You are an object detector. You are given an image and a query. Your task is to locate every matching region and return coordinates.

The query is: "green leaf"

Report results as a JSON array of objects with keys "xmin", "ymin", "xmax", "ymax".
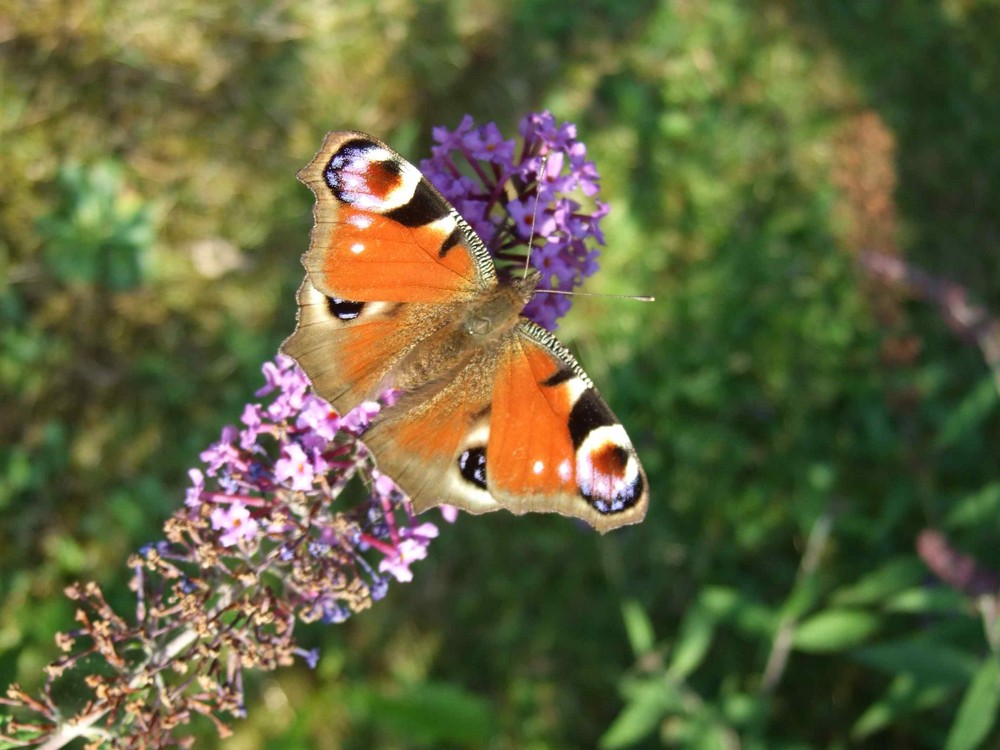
[
  {"xmin": 853, "ymin": 640, "xmax": 979, "ymax": 685},
  {"xmin": 852, "ymin": 673, "xmax": 954, "ymax": 739},
  {"xmin": 37, "ymin": 161, "xmax": 152, "ymax": 291},
  {"xmin": 886, "ymin": 586, "xmax": 970, "ymax": 614},
  {"xmin": 0, "ymin": 716, "xmax": 47, "ymax": 749},
  {"xmin": 352, "ymin": 682, "xmax": 496, "ymax": 745},
  {"xmin": 699, "ymin": 586, "xmax": 777, "ymax": 639},
  {"xmin": 945, "ymin": 657, "xmax": 1000, "ymax": 750},
  {"xmin": 936, "ymin": 375, "xmax": 999, "ymax": 450},
  {"xmin": 947, "ymin": 481, "xmax": 1000, "ymax": 529},
  {"xmin": 830, "ymin": 558, "xmax": 926, "ymax": 607},
  {"xmin": 601, "ymin": 678, "xmax": 679, "ymax": 749},
  {"xmin": 669, "ymin": 603, "xmax": 715, "ymax": 679},
  {"xmin": 793, "ymin": 609, "xmax": 881, "ymax": 652},
  {"xmin": 622, "ymin": 598, "xmax": 656, "ymax": 656},
  {"xmin": 720, "ymin": 691, "xmax": 765, "ymax": 729},
  {"xmin": 699, "ymin": 586, "xmax": 744, "ymax": 617},
  {"xmin": 666, "ymin": 711, "xmax": 733, "ymax": 750}
]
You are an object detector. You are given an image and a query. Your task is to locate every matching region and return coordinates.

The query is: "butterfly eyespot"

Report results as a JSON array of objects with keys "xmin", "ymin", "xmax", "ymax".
[
  {"xmin": 327, "ymin": 141, "xmax": 400, "ymax": 196},
  {"xmin": 576, "ymin": 426, "xmax": 644, "ymax": 515},
  {"xmin": 458, "ymin": 446, "xmax": 488, "ymax": 490},
  {"xmin": 326, "ymin": 297, "xmax": 365, "ymax": 321},
  {"xmin": 592, "ymin": 444, "xmax": 629, "ymax": 476}
]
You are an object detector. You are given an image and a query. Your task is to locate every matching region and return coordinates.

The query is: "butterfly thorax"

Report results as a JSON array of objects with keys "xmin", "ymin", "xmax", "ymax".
[
  {"xmin": 391, "ymin": 273, "xmax": 539, "ymax": 393},
  {"xmin": 463, "ymin": 271, "xmax": 539, "ymax": 339}
]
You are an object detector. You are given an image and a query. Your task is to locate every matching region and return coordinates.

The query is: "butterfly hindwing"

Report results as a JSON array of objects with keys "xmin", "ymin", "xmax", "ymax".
[
  {"xmin": 361, "ymin": 347, "xmax": 503, "ymax": 515},
  {"xmin": 283, "ymin": 278, "xmax": 458, "ymax": 412}
]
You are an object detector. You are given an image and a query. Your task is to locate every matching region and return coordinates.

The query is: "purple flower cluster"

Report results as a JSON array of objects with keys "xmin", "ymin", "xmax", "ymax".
[
  {"xmin": 1, "ymin": 357, "xmax": 454, "ymax": 747},
  {"xmin": 189, "ymin": 355, "xmax": 451, "ymax": 602},
  {"xmin": 419, "ymin": 111, "xmax": 609, "ymax": 330}
]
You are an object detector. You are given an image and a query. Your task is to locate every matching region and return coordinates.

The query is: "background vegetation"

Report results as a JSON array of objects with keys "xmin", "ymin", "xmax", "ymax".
[{"xmin": 3, "ymin": 0, "xmax": 1000, "ymax": 747}]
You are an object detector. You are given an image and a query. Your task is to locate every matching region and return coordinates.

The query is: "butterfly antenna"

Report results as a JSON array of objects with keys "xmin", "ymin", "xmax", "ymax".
[
  {"xmin": 525, "ymin": 152, "xmax": 655, "ymax": 302},
  {"xmin": 522, "ymin": 153, "xmax": 550, "ymax": 280},
  {"xmin": 536, "ymin": 288, "xmax": 656, "ymax": 302}
]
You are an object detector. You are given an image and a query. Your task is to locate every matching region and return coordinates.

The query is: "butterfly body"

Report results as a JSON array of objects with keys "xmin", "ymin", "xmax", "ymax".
[
  {"xmin": 394, "ymin": 271, "xmax": 537, "ymax": 388},
  {"xmin": 283, "ymin": 131, "xmax": 648, "ymax": 532}
]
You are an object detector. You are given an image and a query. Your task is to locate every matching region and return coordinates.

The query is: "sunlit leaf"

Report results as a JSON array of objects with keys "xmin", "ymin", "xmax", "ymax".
[
  {"xmin": 945, "ymin": 657, "xmax": 1000, "ymax": 750},
  {"xmin": 830, "ymin": 558, "xmax": 926, "ymax": 607},
  {"xmin": 793, "ymin": 609, "xmax": 881, "ymax": 652},
  {"xmin": 946, "ymin": 482, "xmax": 1000, "ymax": 529},
  {"xmin": 669, "ymin": 602, "xmax": 715, "ymax": 679},
  {"xmin": 622, "ymin": 598, "xmax": 657, "ymax": 656},
  {"xmin": 886, "ymin": 586, "xmax": 970, "ymax": 615},
  {"xmin": 601, "ymin": 678, "xmax": 681, "ymax": 749}
]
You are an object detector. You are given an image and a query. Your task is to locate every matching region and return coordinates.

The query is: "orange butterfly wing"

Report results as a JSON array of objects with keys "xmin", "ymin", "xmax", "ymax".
[
  {"xmin": 361, "ymin": 347, "xmax": 501, "ymax": 516},
  {"xmin": 485, "ymin": 322, "xmax": 648, "ymax": 532},
  {"xmin": 297, "ymin": 131, "xmax": 496, "ymax": 304}
]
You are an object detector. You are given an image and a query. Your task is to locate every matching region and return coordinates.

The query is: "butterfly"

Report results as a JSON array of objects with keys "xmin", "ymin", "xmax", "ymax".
[{"xmin": 282, "ymin": 131, "xmax": 647, "ymax": 533}]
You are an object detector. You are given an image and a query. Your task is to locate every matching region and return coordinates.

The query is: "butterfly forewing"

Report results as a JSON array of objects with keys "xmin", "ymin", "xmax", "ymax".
[
  {"xmin": 297, "ymin": 131, "xmax": 496, "ymax": 304},
  {"xmin": 485, "ymin": 323, "xmax": 648, "ymax": 532}
]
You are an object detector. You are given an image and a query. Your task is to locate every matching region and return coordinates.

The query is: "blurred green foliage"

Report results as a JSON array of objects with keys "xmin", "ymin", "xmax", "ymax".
[
  {"xmin": 2, "ymin": 0, "xmax": 1000, "ymax": 747},
  {"xmin": 36, "ymin": 162, "xmax": 152, "ymax": 290}
]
